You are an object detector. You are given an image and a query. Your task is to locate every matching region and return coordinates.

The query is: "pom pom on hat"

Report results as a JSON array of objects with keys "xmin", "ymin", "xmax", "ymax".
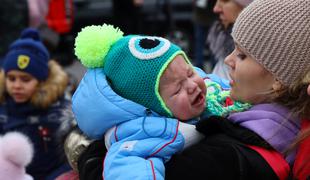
[
  {"xmin": 74, "ymin": 24, "xmax": 124, "ymax": 68},
  {"xmin": 0, "ymin": 132, "xmax": 34, "ymax": 180},
  {"xmin": 3, "ymin": 28, "xmax": 50, "ymax": 81},
  {"xmin": 20, "ymin": 28, "xmax": 41, "ymax": 41}
]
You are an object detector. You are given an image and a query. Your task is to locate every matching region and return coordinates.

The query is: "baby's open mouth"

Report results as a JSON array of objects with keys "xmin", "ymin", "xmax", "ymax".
[{"xmin": 192, "ymin": 92, "xmax": 205, "ymax": 106}]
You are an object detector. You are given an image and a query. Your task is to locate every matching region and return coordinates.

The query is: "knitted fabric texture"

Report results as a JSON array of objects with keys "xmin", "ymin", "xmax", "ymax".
[
  {"xmin": 232, "ymin": 0, "xmax": 310, "ymax": 86},
  {"xmin": 234, "ymin": 0, "xmax": 253, "ymax": 7},
  {"xmin": 204, "ymin": 79, "xmax": 251, "ymax": 117},
  {"xmin": 75, "ymin": 25, "xmax": 190, "ymax": 117},
  {"xmin": 3, "ymin": 28, "xmax": 50, "ymax": 81}
]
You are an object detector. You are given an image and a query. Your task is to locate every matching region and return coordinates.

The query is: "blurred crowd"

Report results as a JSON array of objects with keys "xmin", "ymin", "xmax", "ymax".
[{"xmin": 0, "ymin": 0, "xmax": 309, "ymax": 180}]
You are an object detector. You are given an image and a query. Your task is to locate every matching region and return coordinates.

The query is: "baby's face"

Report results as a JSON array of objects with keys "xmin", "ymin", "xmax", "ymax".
[{"xmin": 159, "ymin": 55, "xmax": 206, "ymax": 121}]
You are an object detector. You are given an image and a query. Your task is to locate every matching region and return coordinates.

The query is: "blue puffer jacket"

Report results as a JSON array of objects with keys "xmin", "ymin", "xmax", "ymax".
[{"xmin": 72, "ymin": 68, "xmax": 229, "ymax": 180}]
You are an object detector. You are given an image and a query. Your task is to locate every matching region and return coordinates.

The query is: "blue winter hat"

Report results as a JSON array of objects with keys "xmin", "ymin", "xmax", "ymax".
[{"xmin": 3, "ymin": 28, "xmax": 50, "ymax": 81}]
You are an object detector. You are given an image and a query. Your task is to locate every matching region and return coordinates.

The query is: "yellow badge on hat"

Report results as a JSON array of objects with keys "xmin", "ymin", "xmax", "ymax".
[{"xmin": 17, "ymin": 55, "xmax": 30, "ymax": 69}]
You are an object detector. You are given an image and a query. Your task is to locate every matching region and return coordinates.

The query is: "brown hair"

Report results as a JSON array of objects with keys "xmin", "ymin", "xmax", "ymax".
[
  {"xmin": 276, "ymin": 70, "xmax": 310, "ymax": 162},
  {"xmin": 275, "ymin": 70, "xmax": 310, "ymax": 119}
]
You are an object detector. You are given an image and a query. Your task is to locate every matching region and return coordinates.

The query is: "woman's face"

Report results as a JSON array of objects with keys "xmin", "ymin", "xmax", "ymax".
[
  {"xmin": 224, "ymin": 46, "xmax": 278, "ymax": 104},
  {"xmin": 213, "ymin": 0, "xmax": 243, "ymax": 28},
  {"xmin": 6, "ymin": 70, "xmax": 39, "ymax": 103}
]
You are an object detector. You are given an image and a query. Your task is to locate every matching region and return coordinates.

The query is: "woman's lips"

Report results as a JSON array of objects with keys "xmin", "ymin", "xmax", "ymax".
[
  {"xmin": 229, "ymin": 79, "xmax": 234, "ymax": 86},
  {"xmin": 229, "ymin": 73, "xmax": 235, "ymax": 86}
]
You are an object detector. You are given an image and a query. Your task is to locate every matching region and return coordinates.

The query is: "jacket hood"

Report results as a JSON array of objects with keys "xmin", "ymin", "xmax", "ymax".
[{"xmin": 72, "ymin": 68, "xmax": 149, "ymax": 139}]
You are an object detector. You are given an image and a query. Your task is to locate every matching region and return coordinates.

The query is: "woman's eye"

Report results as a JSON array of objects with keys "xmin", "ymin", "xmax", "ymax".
[{"xmin": 237, "ymin": 53, "xmax": 247, "ymax": 60}]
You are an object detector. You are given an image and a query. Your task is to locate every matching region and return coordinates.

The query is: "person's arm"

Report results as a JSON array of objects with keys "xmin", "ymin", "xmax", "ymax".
[
  {"xmin": 104, "ymin": 123, "xmax": 202, "ymax": 179},
  {"xmin": 103, "ymin": 117, "xmax": 184, "ymax": 180},
  {"xmin": 104, "ymin": 139, "xmax": 166, "ymax": 180},
  {"xmin": 77, "ymin": 126, "xmax": 168, "ymax": 180}
]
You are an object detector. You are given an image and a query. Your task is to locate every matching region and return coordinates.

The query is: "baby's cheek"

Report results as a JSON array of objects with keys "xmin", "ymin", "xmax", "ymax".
[{"xmin": 172, "ymin": 103, "xmax": 189, "ymax": 120}]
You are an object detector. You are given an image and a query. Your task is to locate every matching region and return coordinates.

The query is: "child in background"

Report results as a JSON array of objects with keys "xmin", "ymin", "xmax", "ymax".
[
  {"xmin": 0, "ymin": 28, "xmax": 75, "ymax": 180},
  {"xmin": 72, "ymin": 24, "xmax": 250, "ymax": 179}
]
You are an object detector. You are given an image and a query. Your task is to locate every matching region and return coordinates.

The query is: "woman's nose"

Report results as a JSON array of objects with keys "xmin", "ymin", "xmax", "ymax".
[
  {"xmin": 224, "ymin": 53, "xmax": 235, "ymax": 69},
  {"xmin": 213, "ymin": 1, "xmax": 222, "ymax": 14}
]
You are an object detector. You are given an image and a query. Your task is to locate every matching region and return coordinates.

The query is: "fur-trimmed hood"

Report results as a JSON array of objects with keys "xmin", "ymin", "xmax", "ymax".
[{"xmin": 0, "ymin": 60, "xmax": 68, "ymax": 109}]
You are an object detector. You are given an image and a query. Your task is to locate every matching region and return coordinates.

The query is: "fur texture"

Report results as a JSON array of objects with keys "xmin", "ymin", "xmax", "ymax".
[
  {"xmin": 0, "ymin": 132, "xmax": 34, "ymax": 180},
  {"xmin": 1, "ymin": 132, "xmax": 33, "ymax": 167}
]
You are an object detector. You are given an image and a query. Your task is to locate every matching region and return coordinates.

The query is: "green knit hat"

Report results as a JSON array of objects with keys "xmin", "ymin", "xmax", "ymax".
[{"xmin": 74, "ymin": 24, "xmax": 191, "ymax": 117}]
